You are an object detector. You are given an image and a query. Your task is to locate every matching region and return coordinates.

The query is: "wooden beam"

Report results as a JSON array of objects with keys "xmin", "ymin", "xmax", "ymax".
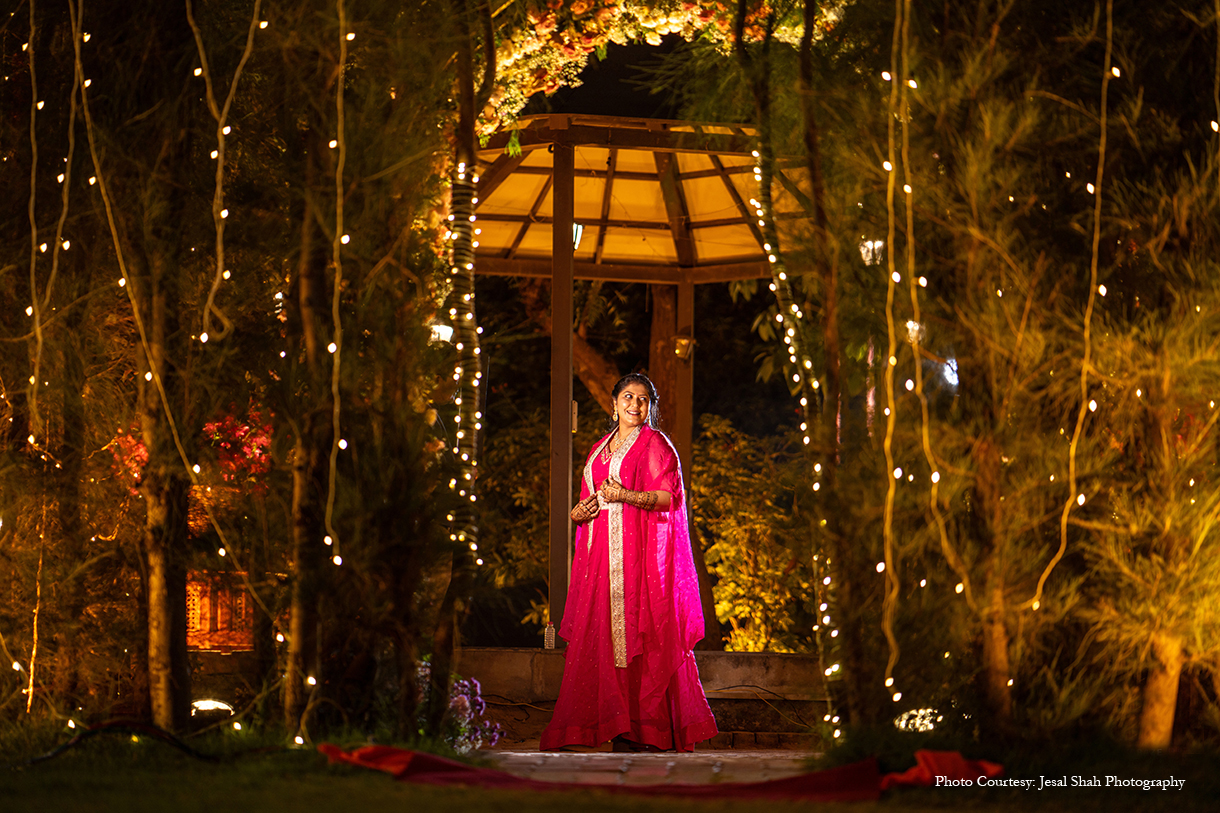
[
  {"xmin": 506, "ymin": 174, "xmax": 552, "ymax": 260},
  {"xmin": 476, "ymin": 152, "xmax": 526, "ymax": 202},
  {"xmin": 549, "ymin": 141, "xmax": 575, "ymax": 636},
  {"xmin": 475, "ymin": 256, "xmax": 770, "ymax": 283},
  {"xmin": 655, "ymin": 152, "xmax": 696, "ymax": 267},
  {"xmin": 687, "ymin": 262, "xmax": 772, "ymax": 284},
  {"xmin": 594, "ymin": 149, "xmax": 616, "ymax": 265},
  {"xmin": 480, "ymin": 212, "xmax": 672, "ymax": 232},
  {"xmin": 710, "ymin": 153, "xmax": 767, "ymax": 250},
  {"xmin": 505, "ymin": 164, "xmax": 759, "ymax": 183},
  {"xmin": 477, "ymin": 212, "xmax": 797, "ymax": 232},
  {"xmin": 483, "ymin": 123, "xmax": 756, "ymax": 156}
]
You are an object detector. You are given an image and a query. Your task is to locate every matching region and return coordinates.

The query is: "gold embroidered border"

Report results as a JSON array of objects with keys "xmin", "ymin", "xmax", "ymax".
[
  {"xmin": 582, "ymin": 433, "xmax": 612, "ymax": 552},
  {"xmin": 607, "ymin": 426, "xmax": 642, "ymax": 668}
]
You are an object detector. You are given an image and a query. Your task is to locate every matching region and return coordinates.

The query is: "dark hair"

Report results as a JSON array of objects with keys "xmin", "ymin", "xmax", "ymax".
[{"xmin": 610, "ymin": 373, "xmax": 659, "ymax": 429}]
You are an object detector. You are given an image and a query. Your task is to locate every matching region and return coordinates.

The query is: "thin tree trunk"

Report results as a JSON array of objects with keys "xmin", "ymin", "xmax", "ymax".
[
  {"xmin": 980, "ymin": 574, "xmax": 1013, "ymax": 728},
  {"xmin": 974, "ymin": 438, "xmax": 1012, "ymax": 729},
  {"xmin": 143, "ymin": 475, "xmax": 190, "ymax": 731},
  {"xmin": 830, "ymin": 533, "xmax": 869, "ymax": 724},
  {"xmin": 425, "ymin": 560, "xmax": 467, "ymax": 735},
  {"xmin": 285, "ymin": 143, "xmax": 331, "ymax": 731},
  {"xmin": 1138, "ymin": 634, "xmax": 1183, "ymax": 749},
  {"xmin": 137, "ymin": 244, "xmax": 191, "ymax": 732},
  {"xmin": 285, "ymin": 427, "xmax": 327, "ymax": 730}
]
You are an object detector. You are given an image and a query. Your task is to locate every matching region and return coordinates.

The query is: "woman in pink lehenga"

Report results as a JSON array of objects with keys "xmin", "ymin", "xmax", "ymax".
[{"xmin": 540, "ymin": 374, "xmax": 718, "ymax": 752}]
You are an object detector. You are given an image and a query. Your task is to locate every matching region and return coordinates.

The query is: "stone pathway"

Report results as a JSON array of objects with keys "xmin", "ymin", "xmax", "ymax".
[{"xmin": 483, "ymin": 748, "xmax": 816, "ymax": 787}]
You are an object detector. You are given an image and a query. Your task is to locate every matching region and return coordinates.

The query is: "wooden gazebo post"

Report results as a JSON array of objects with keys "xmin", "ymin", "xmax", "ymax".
[{"xmin": 548, "ymin": 135, "xmax": 575, "ymax": 634}]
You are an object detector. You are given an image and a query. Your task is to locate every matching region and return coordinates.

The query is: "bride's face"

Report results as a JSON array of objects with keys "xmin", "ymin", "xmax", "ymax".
[{"xmin": 613, "ymin": 383, "xmax": 651, "ymax": 429}]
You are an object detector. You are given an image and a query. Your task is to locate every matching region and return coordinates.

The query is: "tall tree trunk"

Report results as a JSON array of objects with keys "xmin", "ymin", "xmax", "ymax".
[
  {"xmin": 138, "ymin": 254, "xmax": 191, "ymax": 733},
  {"xmin": 285, "ymin": 141, "xmax": 331, "ymax": 732},
  {"xmin": 143, "ymin": 474, "xmax": 190, "ymax": 731},
  {"xmin": 425, "ymin": 560, "xmax": 469, "ymax": 735},
  {"xmin": 980, "ymin": 571, "xmax": 1013, "ymax": 728},
  {"xmin": 1138, "ymin": 634, "xmax": 1183, "ymax": 749},
  {"xmin": 974, "ymin": 438, "xmax": 1012, "ymax": 728},
  {"xmin": 829, "ymin": 532, "xmax": 871, "ymax": 724}
]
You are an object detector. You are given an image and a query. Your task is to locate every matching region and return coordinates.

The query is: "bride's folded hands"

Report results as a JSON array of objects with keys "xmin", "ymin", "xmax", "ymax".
[{"xmin": 599, "ymin": 477, "xmax": 671, "ymax": 511}]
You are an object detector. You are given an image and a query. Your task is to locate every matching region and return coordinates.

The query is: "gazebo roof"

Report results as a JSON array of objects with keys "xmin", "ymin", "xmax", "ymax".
[{"xmin": 473, "ymin": 114, "xmax": 806, "ymax": 285}]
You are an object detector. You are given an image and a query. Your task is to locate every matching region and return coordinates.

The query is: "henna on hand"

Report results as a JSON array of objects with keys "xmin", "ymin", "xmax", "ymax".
[
  {"xmin": 600, "ymin": 477, "xmax": 661, "ymax": 510},
  {"xmin": 623, "ymin": 489, "xmax": 659, "ymax": 510},
  {"xmin": 570, "ymin": 494, "xmax": 601, "ymax": 524},
  {"xmin": 600, "ymin": 477, "xmax": 627, "ymax": 503}
]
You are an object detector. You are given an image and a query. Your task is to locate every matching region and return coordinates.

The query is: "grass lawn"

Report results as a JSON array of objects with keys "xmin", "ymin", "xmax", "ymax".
[{"xmin": 3, "ymin": 733, "xmax": 1220, "ymax": 813}]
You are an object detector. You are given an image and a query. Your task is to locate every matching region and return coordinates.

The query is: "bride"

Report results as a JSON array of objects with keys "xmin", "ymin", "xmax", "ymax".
[{"xmin": 540, "ymin": 373, "xmax": 718, "ymax": 752}]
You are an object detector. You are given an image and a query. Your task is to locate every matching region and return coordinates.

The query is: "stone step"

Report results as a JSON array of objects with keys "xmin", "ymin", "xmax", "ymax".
[{"xmin": 455, "ymin": 647, "xmax": 828, "ymax": 750}]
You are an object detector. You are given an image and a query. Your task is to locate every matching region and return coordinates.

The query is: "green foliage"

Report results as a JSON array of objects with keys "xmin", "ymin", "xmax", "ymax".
[{"xmin": 692, "ymin": 416, "xmax": 814, "ymax": 652}]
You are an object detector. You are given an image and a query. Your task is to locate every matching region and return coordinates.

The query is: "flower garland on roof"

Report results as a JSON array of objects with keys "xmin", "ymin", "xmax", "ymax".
[{"xmin": 481, "ymin": 0, "xmax": 844, "ymax": 134}]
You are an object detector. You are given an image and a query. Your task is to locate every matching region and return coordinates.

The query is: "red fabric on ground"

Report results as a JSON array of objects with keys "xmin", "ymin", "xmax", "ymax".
[
  {"xmin": 318, "ymin": 743, "xmax": 883, "ymax": 801},
  {"xmin": 880, "ymin": 749, "xmax": 1004, "ymax": 790}
]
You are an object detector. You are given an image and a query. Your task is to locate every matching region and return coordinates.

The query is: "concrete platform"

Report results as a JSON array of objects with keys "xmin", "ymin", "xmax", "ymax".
[{"xmin": 483, "ymin": 748, "xmax": 817, "ymax": 786}]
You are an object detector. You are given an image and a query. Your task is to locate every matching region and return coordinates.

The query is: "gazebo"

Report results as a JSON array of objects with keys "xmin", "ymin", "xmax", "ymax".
[{"xmin": 473, "ymin": 114, "xmax": 806, "ymax": 631}]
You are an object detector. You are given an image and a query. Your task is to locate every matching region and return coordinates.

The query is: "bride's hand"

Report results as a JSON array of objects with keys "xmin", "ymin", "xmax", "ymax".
[
  {"xmin": 600, "ymin": 477, "xmax": 627, "ymax": 503},
  {"xmin": 570, "ymin": 494, "xmax": 600, "ymax": 524}
]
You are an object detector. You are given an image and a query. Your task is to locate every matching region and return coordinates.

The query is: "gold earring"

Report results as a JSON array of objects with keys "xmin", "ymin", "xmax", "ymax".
[{"xmin": 613, "ymin": 412, "xmax": 618, "ymax": 421}]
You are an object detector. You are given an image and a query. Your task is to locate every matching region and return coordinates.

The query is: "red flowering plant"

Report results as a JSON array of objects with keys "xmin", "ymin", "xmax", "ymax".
[
  {"xmin": 109, "ymin": 429, "xmax": 150, "ymax": 495},
  {"xmin": 203, "ymin": 408, "xmax": 273, "ymax": 493},
  {"xmin": 107, "ymin": 407, "xmax": 272, "ymax": 498}
]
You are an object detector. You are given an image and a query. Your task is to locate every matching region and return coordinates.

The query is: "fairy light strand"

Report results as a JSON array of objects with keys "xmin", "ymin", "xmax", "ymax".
[
  {"xmin": 878, "ymin": 0, "xmax": 904, "ymax": 693},
  {"xmin": 1031, "ymin": 0, "xmax": 1113, "ymax": 611},
  {"xmin": 26, "ymin": 0, "xmax": 43, "ymax": 440},
  {"xmin": 448, "ymin": 163, "xmax": 483, "ymax": 545},
  {"xmin": 187, "ymin": 0, "xmax": 262, "ymax": 342},
  {"xmin": 324, "ymin": 0, "xmax": 348, "ymax": 565},
  {"xmin": 1214, "ymin": 0, "xmax": 1220, "ymax": 193}
]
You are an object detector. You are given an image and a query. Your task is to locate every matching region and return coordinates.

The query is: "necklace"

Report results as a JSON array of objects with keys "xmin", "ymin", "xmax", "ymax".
[{"xmin": 599, "ymin": 433, "xmax": 625, "ymax": 464}]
